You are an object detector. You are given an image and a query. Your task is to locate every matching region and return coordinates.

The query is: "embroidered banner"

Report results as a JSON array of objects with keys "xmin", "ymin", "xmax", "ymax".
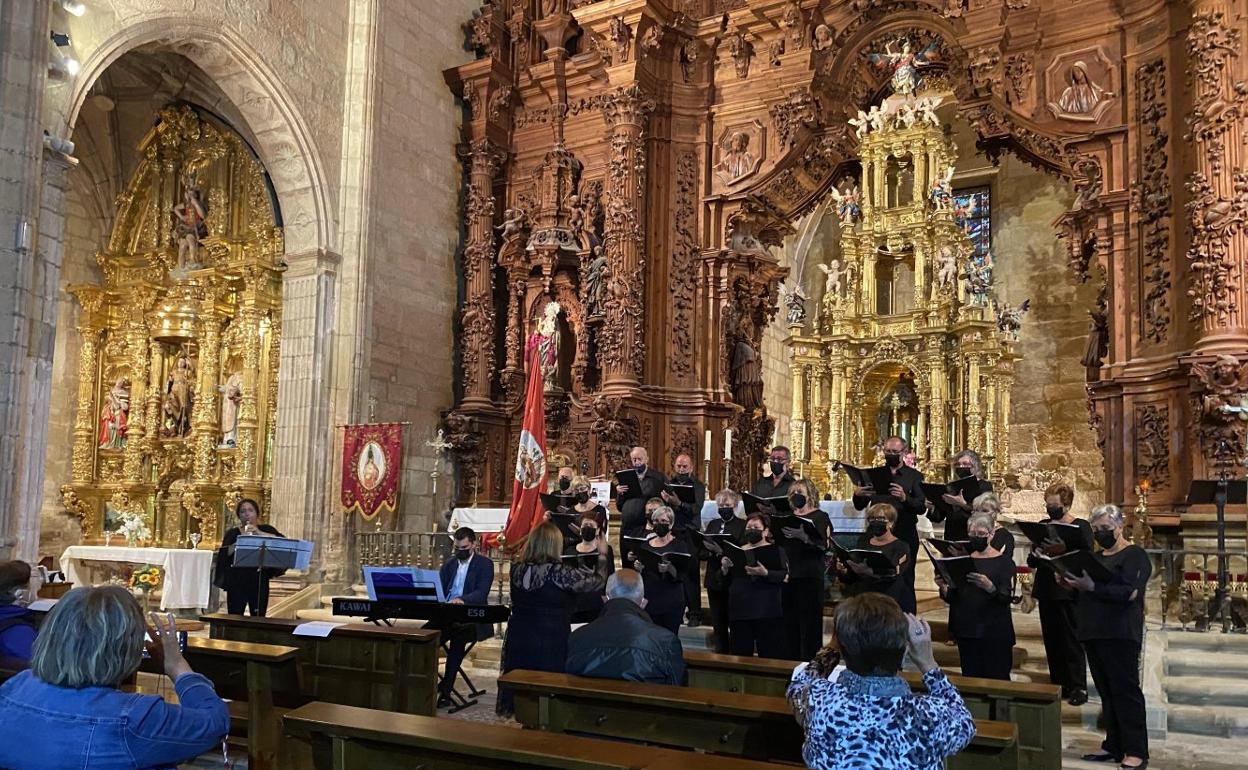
[{"xmin": 341, "ymin": 422, "xmax": 403, "ymax": 520}]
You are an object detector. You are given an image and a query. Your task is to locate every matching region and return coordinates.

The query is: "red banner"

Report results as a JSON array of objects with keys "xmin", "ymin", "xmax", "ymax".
[
  {"xmin": 491, "ymin": 348, "xmax": 547, "ymax": 549},
  {"xmin": 341, "ymin": 422, "xmax": 403, "ymax": 520}
]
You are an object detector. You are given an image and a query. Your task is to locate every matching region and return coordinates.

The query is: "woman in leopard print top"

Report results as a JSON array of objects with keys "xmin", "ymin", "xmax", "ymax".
[{"xmin": 786, "ymin": 594, "xmax": 975, "ymax": 770}]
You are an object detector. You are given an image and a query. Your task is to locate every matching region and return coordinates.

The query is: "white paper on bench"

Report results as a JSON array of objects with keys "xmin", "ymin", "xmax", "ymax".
[{"xmin": 292, "ymin": 620, "xmax": 346, "ymax": 637}]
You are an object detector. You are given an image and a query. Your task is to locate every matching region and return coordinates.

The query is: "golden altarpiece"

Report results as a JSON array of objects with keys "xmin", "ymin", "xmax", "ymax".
[
  {"xmin": 61, "ymin": 105, "xmax": 283, "ymax": 547},
  {"xmin": 786, "ymin": 92, "xmax": 1016, "ymax": 494}
]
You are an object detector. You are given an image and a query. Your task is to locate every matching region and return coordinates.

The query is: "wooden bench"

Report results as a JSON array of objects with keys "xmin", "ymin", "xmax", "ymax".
[
  {"xmin": 283, "ymin": 700, "xmax": 794, "ymax": 770},
  {"xmin": 203, "ymin": 613, "xmax": 440, "ymax": 717},
  {"xmin": 684, "ymin": 650, "xmax": 1059, "ymax": 770},
  {"xmin": 500, "ymin": 669, "xmax": 1019, "ymax": 770}
]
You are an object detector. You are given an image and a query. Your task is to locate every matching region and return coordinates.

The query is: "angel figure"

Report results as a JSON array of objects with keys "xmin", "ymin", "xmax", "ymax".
[
  {"xmin": 916, "ymin": 95, "xmax": 942, "ymax": 126},
  {"xmin": 896, "ymin": 102, "xmax": 918, "ymax": 129},
  {"xmin": 781, "ymin": 283, "xmax": 808, "ymax": 327},
  {"xmin": 929, "ymin": 166, "xmax": 954, "ymax": 211},
  {"xmin": 818, "ymin": 260, "xmax": 843, "ymax": 298},
  {"xmin": 828, "ymin": 179, "xmax": 862, "ymax": 225},
  {"xmin": 935, "ymin": 244, "xmax": 960, "ymax": 288},
  {"xmin": 848, "ymin": 109, "xmax": 870, "ymax": 139},
  {"xmin": 866, "ymin": 104, "xmax": 887, "ymax": 133},
  {"xmin": 868, "ymin": 38, "xmax": 941, "ymax": 97},
  {"xmin": 497, "ymin": 208, "xmax": 528, "ymax": 241},
  {"xmin": 1191, "ymin": 354, "xmax": 1248, "ymax": 420},
  {"xmin": 962, "ymin": 252, "xmax": 994, "ymax": 306},
  {"xmin": 995, "ymin": 299, "xmax": 1032, "ymax": 341}
]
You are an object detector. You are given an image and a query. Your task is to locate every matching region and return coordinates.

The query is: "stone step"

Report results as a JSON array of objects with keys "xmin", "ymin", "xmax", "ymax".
[
  {"xmin": 1164, "ymin": 631, "xmax": 1248, "ymax": 653},
  {"xmin": 1165, "ymin": 676, "xmax": 1248, "ymax": 708},
  {"xmin": 1167, "ymin": 649, "xmax": 1248, "ymax": 678},
  {"xmin": 1167, "ymin": 703, "xmax": 1248, "ymax": 738}
]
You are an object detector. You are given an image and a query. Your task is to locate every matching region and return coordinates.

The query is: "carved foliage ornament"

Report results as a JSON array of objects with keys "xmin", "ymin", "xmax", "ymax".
[
  {"xmin": 1135, "ymin": 58, "xmax": 1171, "ymax": 344},
  {"xmin": 1185, "ymin": 170, "xmax": 1248, "ymax": 324},
  {"xmin": 1133, "ymin": 404, "xmax": 1171, "ymax": 490},
  {"xmin": 669, "ymin": 151, "xmax": 699, "ymax": 382},
  {"xmin": 1184, "ymin": 10, "xmax": 1243, "ymax": 172},
  {"xmin": 770, "ymin": 88, "xmax": 821, "ymax": 149}
]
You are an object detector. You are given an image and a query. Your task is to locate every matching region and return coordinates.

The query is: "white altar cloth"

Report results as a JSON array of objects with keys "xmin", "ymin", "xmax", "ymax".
[
  {"xmin": 448, "ymin": 507, "xmax": 510, "ymax": 534},
  {"xmin": 60, "ymin": 545, "xmax": 214, "ymax": 610}
]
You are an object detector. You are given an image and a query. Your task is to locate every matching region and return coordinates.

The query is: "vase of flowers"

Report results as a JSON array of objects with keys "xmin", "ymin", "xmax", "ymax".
[
  {"xmin": 129, "ymin": 564, "xmax": 163, "ymax": 613},
  {"xmin": 116, "ymin": 511, "xmax": 151, "ymax": 548}
]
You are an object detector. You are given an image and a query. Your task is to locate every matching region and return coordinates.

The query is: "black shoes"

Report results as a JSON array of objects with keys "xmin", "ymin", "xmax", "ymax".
[
  {"xmin": 436, "ymin": 693, "xmax": 452, "ymax": 709},
  {"xmin": 1119, "ymin": 762, "xmax": 1147, "ymax": 770},
  {"xmin": 1080, "ymin": 752, "xmax": 1120, "ymax": 763},
  {"xmin": 1067, "ymin": 688, "xmax": 1088, "ymax": 706}
]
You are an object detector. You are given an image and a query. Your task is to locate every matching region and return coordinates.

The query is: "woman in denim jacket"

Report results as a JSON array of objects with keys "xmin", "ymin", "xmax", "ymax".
[{"xmin": 0, "ymin": 586, "xmax": 229, "ymax": 770}]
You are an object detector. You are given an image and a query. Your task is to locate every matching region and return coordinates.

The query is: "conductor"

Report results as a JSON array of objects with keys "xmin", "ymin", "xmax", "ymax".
[{"xmin": 215, "ymin": 498, "xmax": 284, "ymax": 616}]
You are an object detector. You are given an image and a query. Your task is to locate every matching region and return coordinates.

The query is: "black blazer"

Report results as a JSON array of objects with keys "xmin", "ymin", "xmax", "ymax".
[
  {"xmin": 852, "ymin": 465, "xmax": 926, "ymax": 550},
  {"xmin": 214, "ymin": 524, "xmax": 285, "ymax": 591}
]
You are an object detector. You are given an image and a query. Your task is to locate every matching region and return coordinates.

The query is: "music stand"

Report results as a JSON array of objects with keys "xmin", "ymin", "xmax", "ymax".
[
  {"xmin": 1187, "ymin": 479, "xmax": 1248, "ymax": 631},
  {"xmin": 232, "ymin": 536, "xmax": 313, "ymax": 616}
]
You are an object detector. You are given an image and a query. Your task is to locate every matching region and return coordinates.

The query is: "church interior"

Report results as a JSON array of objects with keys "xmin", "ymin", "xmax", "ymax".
[{"xmin": 3, "ymin": 0, "xmax": 1248, "ymax": 768}]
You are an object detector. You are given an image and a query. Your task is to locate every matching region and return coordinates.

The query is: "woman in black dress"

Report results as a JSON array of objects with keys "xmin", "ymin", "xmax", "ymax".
[
  {"xmin": 836, "ymin": 502, "xmax": 915, "ymax": 613},
  {"xmin": 498, "ymin": 522, "xmax": 609, "ymax": 717},
  {"xmin": 215, "ymin": 498, "xmax": 284, "ymax": 616},
  {"xmin": 1062, "ymin": 504, "xmax": 1151, "ymax": 769},
  {"xmin": 564, "ymin": 511, "xmax": 616, "ymax": 623},
  {"xmin": 701, "ymin": 489, "xmax": 746, "ymax": 653},
  {"xmin": 972, "ymin": 493, "xmax": 1016, "ymax": 556},
  {"xmin": 626, "ymin": 506, "xmax": 687, "ymax": 634},
  {"xmin": 719, "ymin": 513, "xmax": 788, "ymax": 658},
  {"xmin": 569, "ymin": 475, "xmax": 609, "ymax": 535},
  {"xmin": 927, "ymin": 449, "xmax": 994, "ymax": 541},
  {"xmin": 778, "ymin": 478, "xmax": 831, "ymax": 661},
  {"xmin": 936, "ymin": 512, "xmax": 1016, "ymax": 681}
]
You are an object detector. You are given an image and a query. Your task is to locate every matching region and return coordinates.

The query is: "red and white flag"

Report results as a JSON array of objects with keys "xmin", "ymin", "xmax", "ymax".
[{"xmin": 493, "ymin": 347, "xmax": 548, "ymax": 549}]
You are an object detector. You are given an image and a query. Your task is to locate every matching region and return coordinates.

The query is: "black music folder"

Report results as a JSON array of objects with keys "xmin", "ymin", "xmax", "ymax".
[
  {"xmin": 546, "ymin": 511, "xmax": 582, "ymax": 541},
  {"xmin": 742, "ymin": 492, "xmax": 792, "ymax": 515},
  {"xmin": 926, "ymin": 538, "xmax": 970, "ymax": 558},
  {"xmin": 770, "ymin": 513, "xmax": 824, "ymax": 545},
  {"xmin": 613, "ymin": 468, "xmax": 641, "ymax": 498},
  {"xmin": 721, "ymin": 541, "xmax": 785, "ymax": 578},
  {"xmin": 540, "ymin": 493, "xmax": 579, "ymax": 513},
  {"xmin": 1035, "ymin": 549, "xmax": 1115, "ymax": 583},
  {"xmin": 663, "ymin": 483, "xmax": 697, "ymax": 505},
  {"xmin": 1018, "ymin": 520, "xmax": 1087, "ymax": 553},
  {"xmin": 562, "ymin": 551, "xmax": 600, "ymax": 569},
  {"xmin": 830, "ymin": 539, "xmax": 896, "ymax": 576},
  {"xmin": 634, "ymin": 546, "xmax": 693, "ymax": 575}
]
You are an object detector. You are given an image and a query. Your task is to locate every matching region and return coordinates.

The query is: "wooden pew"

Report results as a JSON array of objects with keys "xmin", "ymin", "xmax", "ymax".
[
  {"xmin": 283, "ymin": 700, "xmax": 794, "ymax": 770},
  {"xmin": 202, "ymin": 613, "xmax": 439, "ymax": 716},
  {"xmin": 684, "ymin": 650, "xmax": 1059, "ymax": 770},
  {"xmin": 501, "ymin": 670, "xmax": 1019, "ymax": 770}
]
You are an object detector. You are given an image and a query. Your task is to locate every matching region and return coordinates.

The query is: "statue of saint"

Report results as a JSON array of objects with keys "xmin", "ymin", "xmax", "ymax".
[
  {"xmin": 715, "ymin": 131, "xmax": 756, "ymax": 185},
  {"xmin": 868, "ymin": 38, "xmax": 939, "ymax": 97},
  {"xmin": 164, "ymin": 352, "xmax": 195, "ymax": 437},
  {"xmin": 730, "ymin": 317, "xmax": 763, "ymax": 409},
  {"xmin": 526, "ymin": 301, "xmax": 562, "ymax": 392},
  {"xmin": 98, "ymin": 377, "xmax": 131, "ymax": 449},
  {"xmin": 1050, "ymin": 61, "xmax": 1113, "ymax": 120},
  {"xmin": 585, "ymin": 247, "xmax": 609, "ymax": 317},
  {"xmin": 219, "ymin": 371, "xmax": 243, "ymax": 447},
  {"xmin": 171, "ymin": 177, "xmax": 208, "ymax": 271}
]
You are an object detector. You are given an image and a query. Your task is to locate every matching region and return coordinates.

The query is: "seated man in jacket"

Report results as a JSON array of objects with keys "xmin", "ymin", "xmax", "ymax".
[
  {"xmin": 433, "ymin": 527, "xmax": 495, "ymax": 707},
  {"xmin": 566, "ymin": 569, "xmax": 686, "ymax": 685}
]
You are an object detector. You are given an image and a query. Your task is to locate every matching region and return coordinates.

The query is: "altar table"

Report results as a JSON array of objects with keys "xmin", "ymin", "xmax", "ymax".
[{"xmin": 60, "ymin": 545, "xmax": 214, "ymax": 610}]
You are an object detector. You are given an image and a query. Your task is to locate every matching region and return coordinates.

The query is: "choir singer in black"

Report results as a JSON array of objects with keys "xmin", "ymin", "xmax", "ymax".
[
  {"xmin": 697, "ymin": 489, "xmax": 745, "ymax": 653},
  {"xmin": 661, "ymin": 453, "xmax": 705, "ymax": 627},
  {"xmin": 750, "ymin": 445, "xmax": 797, "ymax": 499},
  {"xmin": 719, "ymin": 513, "xmax": 788, "ymax": 658},
  {"xmin": 934, "ymin": 513, "xmax": 1016, "ymax": 681},
  {"xmin": 852, "ymin": 436, "xmax": 926, "ymax": 590},
  {"xmin": 776, "ymin": 478, "xmax": 831, "ymax": 661},
  {"xmin": 615, "ymin": 446, "xmax": 667, "ymax": 534},
  {"xmin": 926, "ymin": 449, "xmax": 993, "ymax": 541}
]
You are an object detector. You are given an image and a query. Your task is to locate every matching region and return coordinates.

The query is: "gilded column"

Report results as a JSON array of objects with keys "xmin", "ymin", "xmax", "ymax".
[
  {"xmin": 121, "ymin": 320, "xmax": 150, "ymax": 482},
  {"xmin": 235, "ymin": 269, "xmax": 265, "ymax": 481},
  {"xmin": 928, "ymin": 360, "xmax": 947, "ymax": 463},
  {"xmin": 983, "ymin": 374, "xmax": 997, "ymax": 462},
  {"xmin": 601, "ymin": 84, "xmax": 654, "ymax": 391},
  {"xmin": 144, "ymin": 341, "xmax": 163, "ymax": 450},
  {"xmin": 791, "ymin": 364, "xmax": 808, "ymax": 461},
  {"xmin": 461, "ymin": 139, "xmax": 505, "ymax": 407},
  {"xmin": 191, "ymin": 292, "xmax": 221, "ymax": 482},
  {"xmin": 966, "ymin": 357, "xmax": 983, "ymax": 454},
  {"xmin": 829, "ymin": 364, "xmax": 845, "ymax": 467},
  {"xmin": 69, "ymin": 323, "xmax": 102, "ymax": 484}
]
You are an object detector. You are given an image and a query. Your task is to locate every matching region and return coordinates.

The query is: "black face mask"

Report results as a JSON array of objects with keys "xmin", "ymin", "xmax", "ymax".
[
  {"xmin": 581, "ymin": 526, "xmax": 597, "ymax": 542},
  {"xmin": 718, "ymin": 506, "xmax": 736, "ymax": 521},
  {"xmin": 1045, "ymin": 504, "xmax": 1064, "ymax": 520},
  {"xmin": 867, "ymin": 520, "xmax": 888, "ymax": 537},
  {"xmin": 770, "ymin": 461, "xmax": 786, "ymax": 477},
  {"xmin": 744, "ymin": 529, "xmax": 764, "ymax": 544},
  {"xmin": 967, "ymin": 536, "xmax": 989, "ymax": 553},
  {"xmin": 455, "ymin": 548, "xmax": 473, "ymax": 562},
  {"xmin": 884, "ymin": 453, "xmax": 902, "ymax": 468},
  {"xmin": 790, "ymin": 493, "xmax": 808, "ymax": 510},
  {"xmin": 576, "ymin": 491, "xmax": 590, "ymax": 504},
  {"xmin": 1094, "ymin": 530, "xmax": 1118, "ymax": 549},
  {"xmin": 558, "ymin": 477, "xmax": 571, "ymax": 491},
  {"xmin": 634, "ymin": 463, "xmax": 647, "ymax": 475},
  {"xmin": 954, "ymin": 467, "xmax": 973, "ymax": 479},
  {"xmin": 653, "ymin": 523, "xmax": 671, "ymax": 537},
  {"xmin": 674, "ymin": 472, "xmax": 690, "ymax": 482}
]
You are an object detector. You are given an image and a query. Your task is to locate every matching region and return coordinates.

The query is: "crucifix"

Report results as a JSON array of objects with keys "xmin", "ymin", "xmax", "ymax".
[{"xmin": 425, "ymin": 429, "xmax": 454, "ymax": 497}]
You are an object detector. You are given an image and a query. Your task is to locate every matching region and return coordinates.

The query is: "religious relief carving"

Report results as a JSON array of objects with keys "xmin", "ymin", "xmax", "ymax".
[
  {"xmin": 1071, "ymin": 156, "xmax": 1103, "ymax": 211},
  {"xmin": 770, "ymin": 89, "xmax": 820, "ymax": 149},
  {"xmin": 1045, "ymin": 51, "xmax": 1116, "ymax": 123},
  {"xmin": 1134, "ymin": 404, "xmax": 1171, "ymax": 491},
  {"xmin": 508, "ymin": 4, "xmax": 530, "ymax": 74},
  {"xmin": 668, "ymin": 424, "xmax": 699, "ymax": 464},
  {"xmin": 968, "ymin": 46, "xmax": 1002, "ymax": 96},
  {"xmin": 811, "ymin": 24, "xmax": 834, "ymax": 53},
  {"xmin": 488, "ymin": 86, "xmax": 513, "ymax": 123},
  {"xmin": 713, "ymin": 121, "xmax": 764, "ymax": 187},
  {"xmin": 679, "ymin": 40, "xmax": 699, "ymax": 82},
  {"xmin": 1185, "ymin": 170, "xmax": 1248, "ymax": 324},
  {"xmin": 669, "ymin": 151, "xmax": 698, "ymax": 382},
  {"xmin": 608, "ymin": 16, "xmax": 633, "ymax": 63},
  {"xmin": 640, "ymin": 25, "xmax": 661, "ymax": 59},
  {"xmin": 1190, "ymin": 355, "xmax": 1248, "ymax": 465},
  {"xmin": 590, "ymin": 394, "xmax": 639, "ymax": 470},
  {"xmin": 768, "ymin": 39, "xmax": 786, "ymax": 68},
  {"xmin": 729, "ymin": 29, "xmax": 754, "ymax": 79},
  {"xmin": 1136, "ymin": 57, "xmax": 1171, "ymax": 345},
  {"xmin": 783, "ymin": 3, "xmax": 807, "ymax": 51},
  {"xmin": 1005, "ymin": 53, "xmax": 1034, "ymax": 109}
]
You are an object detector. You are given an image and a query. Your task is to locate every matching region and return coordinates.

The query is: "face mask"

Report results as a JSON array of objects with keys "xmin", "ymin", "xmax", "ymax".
[
  {"xmin": 455, "ymin": 548, "xmax": 473, "ymax": 561},
  {"xmin": 576, "ymin": 491, "xmax": 590, "ymax": 504},
  {"xmin": 867, "ymin": 519, "xmax": 888, "ymax": 537},
  {"xmin": 770, "ymin": 461, "xmax": 786, "ymax": 477},
  {"xmin": 790, "ymin": 493, "xmax": 808, "ymax": 510},
  {"xmin": 1094, "ymin": 529, "xmax": 1117, "ymax": 549},
  {"xmin": 653, "ymin": 523, "xmax": 671, "ymax": 537},
  {"xmin": 558, "ymin": 477, "xmax": 571, "ymax": 491},
  {"xmin": 674, "ymin": 472, "xmax": 690, "ymax": 481},
  {"xmin": 581, "ymin": 526, "xmax": 597, "ymax": 542},
  {"xmin": 954, "ymin": 467, "xmax": 973, "ymax": 479},
  {"xmin": 718, "ymin": 506, "xmax": 736, "ymax": 521},
  {"xmin": 968, "ymin": 536, "xmax": 989, "ymax": 553},
  {"xmin": 884, "ymin": 453, "xmax": 902, "ymax": 468},
  {"xmin": 1045, "ymin": 504, "xmax": 1064, "ymax": 519},
  {"xmin": 744, "ymin": 529, "xmax": 764, "ymax": 544},
  {"xmin": 634, "ymin": 463, "xmax": 647, "ymax": 475}
]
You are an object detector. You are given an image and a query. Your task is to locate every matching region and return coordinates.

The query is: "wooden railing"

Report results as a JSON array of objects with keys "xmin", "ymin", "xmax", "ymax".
[{"xmin": 352, "ymin": 531, "xmax": 512, "ymax": 605}]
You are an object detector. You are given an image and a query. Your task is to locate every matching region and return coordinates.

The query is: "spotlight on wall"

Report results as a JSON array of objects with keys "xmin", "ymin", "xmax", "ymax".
[
  {"xmin": 57, "ymin": 0, "xmax": 87, "ymax": 16},
  {"xmin": 51, "ymin": 31, "xmax": 71, "ymax": 47}
]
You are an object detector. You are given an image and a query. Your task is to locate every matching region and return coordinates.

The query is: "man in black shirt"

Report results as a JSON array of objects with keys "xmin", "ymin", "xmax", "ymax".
[
  {"xmin": 851, "ymin": 436, "xmax": 925, "ymax": 587},
  {"xmin": 750, "ymin": 445, "xmax": 797, "ymax": 500},
  {"xmin": 662, "ymin": 453, "xmax": 705, "ymax": 626},
  {"xmin": 616, "ymin": 446, "xmax": 668, "ymax": 534}
]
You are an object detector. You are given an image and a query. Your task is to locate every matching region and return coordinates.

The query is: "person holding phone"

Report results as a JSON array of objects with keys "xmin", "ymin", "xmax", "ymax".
[
  {"xmin": 215, "ymin": 498, "xmax": 284, "ymax": 616},
  {"xmin": 934, "ymin": 513, "xmax": 1016, "ymax": 681},
  {"xmin": 0, "ymin": 586, "xmax": 228, "ymax": 769}
]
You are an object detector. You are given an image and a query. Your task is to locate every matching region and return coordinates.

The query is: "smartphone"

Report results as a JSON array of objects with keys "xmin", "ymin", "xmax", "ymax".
[{"xmin": 142, "ymin": 630, "xmax": 188, "ymax": 658}]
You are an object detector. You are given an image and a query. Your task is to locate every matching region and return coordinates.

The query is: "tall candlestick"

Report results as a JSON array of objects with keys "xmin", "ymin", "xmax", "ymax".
[
  {"xmin": 704, "ymin": 429, "xmax": 712, "ymax": 461},
  {"xmin": 724, "ymin": 428, "xmax": 732, "ymax": 460}
]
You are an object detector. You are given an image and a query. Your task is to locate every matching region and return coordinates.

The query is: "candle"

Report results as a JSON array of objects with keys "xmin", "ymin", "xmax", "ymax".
[
  {"xmin": 724, "ymin": 428, "xmax": 733, "ymax": 460},
  {"xmin": 704, "ymin": 429, "xmax": 712, "ymax": 460}
]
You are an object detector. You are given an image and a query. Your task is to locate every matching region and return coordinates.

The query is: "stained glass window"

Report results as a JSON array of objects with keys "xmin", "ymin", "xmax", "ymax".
[{"xmin": 953, "ymin": 186, "xmax": 991, "ymax": 261}]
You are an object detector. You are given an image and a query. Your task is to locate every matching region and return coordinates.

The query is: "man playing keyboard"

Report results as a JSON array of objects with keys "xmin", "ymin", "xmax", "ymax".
[{"xmin": 435, "ymin": 527, "xmax": 495, "ymax": 708}]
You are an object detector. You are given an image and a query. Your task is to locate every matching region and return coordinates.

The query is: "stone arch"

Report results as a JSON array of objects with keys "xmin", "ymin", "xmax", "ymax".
[{"xmin": 62, "ymin": 17, "xmax": 334, "ymax": 255}]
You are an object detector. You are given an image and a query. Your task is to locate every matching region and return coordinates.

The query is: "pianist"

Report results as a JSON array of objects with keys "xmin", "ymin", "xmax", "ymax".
[{"xmin": 434, "ymin": 527, "xmax": 495, "ymax": 708}]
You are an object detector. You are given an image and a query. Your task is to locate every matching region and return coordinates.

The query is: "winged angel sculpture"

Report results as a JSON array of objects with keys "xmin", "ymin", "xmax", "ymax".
[
  {"xmin": 1191, "ymin": 355, "xmax": 1248, "ymax": 422},
  {"xmin": 867, "ymin": 38, "xmax": 942, "ymax": 97}
]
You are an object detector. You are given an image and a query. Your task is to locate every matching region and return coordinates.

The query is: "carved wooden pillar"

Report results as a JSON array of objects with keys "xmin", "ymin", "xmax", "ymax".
[
  {"xmin": 600, "ymin": 85, "xmax": 654, "ymax": 392},
  {"xmin": 1185, "ymin": 2, "xmax": 1248, "ymax": 350},
  {"xmin": 461, "ymin": 139, "xmax": 505, "ymax": 407}
]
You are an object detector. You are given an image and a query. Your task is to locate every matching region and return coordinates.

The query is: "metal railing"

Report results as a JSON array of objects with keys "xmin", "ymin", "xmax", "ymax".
[
  {"xmin": 353, "ymin": 531, "xmax": 513, "ymax": 606},
  {"xmin": 1146, "ymin": 548, "xmax": 1248, "ymax": 632}
]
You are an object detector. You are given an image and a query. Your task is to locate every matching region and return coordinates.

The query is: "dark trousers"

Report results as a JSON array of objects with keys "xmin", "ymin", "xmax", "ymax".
[
  {"xmin": 706, "ymin": 588, "xmax": 731, "ymax": 653},
  {"xmin": 226, "ymin": 577, "xmax": 269, "ymax": 616},
  {"xmin": 729, "ymin": 618, "xmax": 788, "ymax": 659},
  {"xmin": 649, "ymin": 610, "xmax": 683, "ymax": 636},
  {"xmin": 782, "ymin": 577, "xmax": 826, "ymax": 661},
  {"xmin": 683, "ymin": 560, "xmax": 703, "ymax": 621},
  {"xmin": 1039, "ymin": 599, "xmax": 1087, "ymax": 692},
  {"xmin": 955, "ymin": 636, "xmax": 1014, "ymax": 681},
  {"xmin": 1085, "ymin": 638, "xmax": 1149, "ymax": 760},
  {"xmin": 438, "ymin": 624, "xmax": 476, "ymax": 696}
]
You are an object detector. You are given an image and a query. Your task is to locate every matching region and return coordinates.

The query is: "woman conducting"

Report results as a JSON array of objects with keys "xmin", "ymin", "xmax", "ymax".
[
  {"xmin": 935, "ymin": 512, "xmax": 1016, "ymax": 680},
  {"xmin": 215, "ymin": 498, "xmax": 285, "ymax": 616}
]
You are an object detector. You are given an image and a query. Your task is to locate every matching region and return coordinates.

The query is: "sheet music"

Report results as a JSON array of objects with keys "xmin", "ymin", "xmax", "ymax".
[{"xmin": 292, "ymin": 620, "xmax": 346, "ymax": 638}]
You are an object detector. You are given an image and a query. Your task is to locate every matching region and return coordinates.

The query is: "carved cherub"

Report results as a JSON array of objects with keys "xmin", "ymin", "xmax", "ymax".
[
  {"xmin": 916, "ymin": 96, "xmax": 942, "ymax": 126},
  {"xmin": 866, "ymin": 104, "xmax": 887, "ymax": 133},
  {"xmin": 1191, "ymin": 354, "xmax": 1248, "ymax": 420},
  {"xmin": 497, "ymin": 208, "xmax": 528, "ymax": 241},
  {"xmin": 929, "ymin": 166, "xmax": 954, "ymax": 211},
  {"xmin": 848, "ymin": 109, "xmax": 870, "ymax": 139},
  {"xmin": 817, "ymin": 261, "xmax": 843, "ymax": 297},
  {"xmin": 936, "ymin": 244, "xmax": 960, "ymax": 287},
  {"xmin": 896, "ymin": 102, "xmax": 918, "ymax": 129},
  {"xmin": 994, "ymin": 299, "xmax": 1032, "ymax": 341}
]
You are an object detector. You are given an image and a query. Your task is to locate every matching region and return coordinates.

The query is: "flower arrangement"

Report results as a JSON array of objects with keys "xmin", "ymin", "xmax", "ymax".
[
  {"xmin": 115, "ymin": 510, "xmax": 151, "ymax": 547},
  {"xmin": 129, "ymin": 564, "xmax": 163, "ymax": 612}
]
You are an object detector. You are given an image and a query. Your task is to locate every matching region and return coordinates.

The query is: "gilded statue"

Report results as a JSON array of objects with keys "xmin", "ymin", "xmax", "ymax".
[
  {"xmin": 98, "ymin": 377, "xmax": 131, "ymax": 450},
  {"xmin": 219, "ymin": 371, "xmax": 243, "ymax": 447},
  {"xmin": 163, "ymin": 351, "xmax": 196, "ymax": 438},
  {"xmin": 526, "ymin": 301, "xmax": 562, "ymax": 392},
  {"xmin": 171, "ymin": 175, "xmax": 208, "ymax": 271}
]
